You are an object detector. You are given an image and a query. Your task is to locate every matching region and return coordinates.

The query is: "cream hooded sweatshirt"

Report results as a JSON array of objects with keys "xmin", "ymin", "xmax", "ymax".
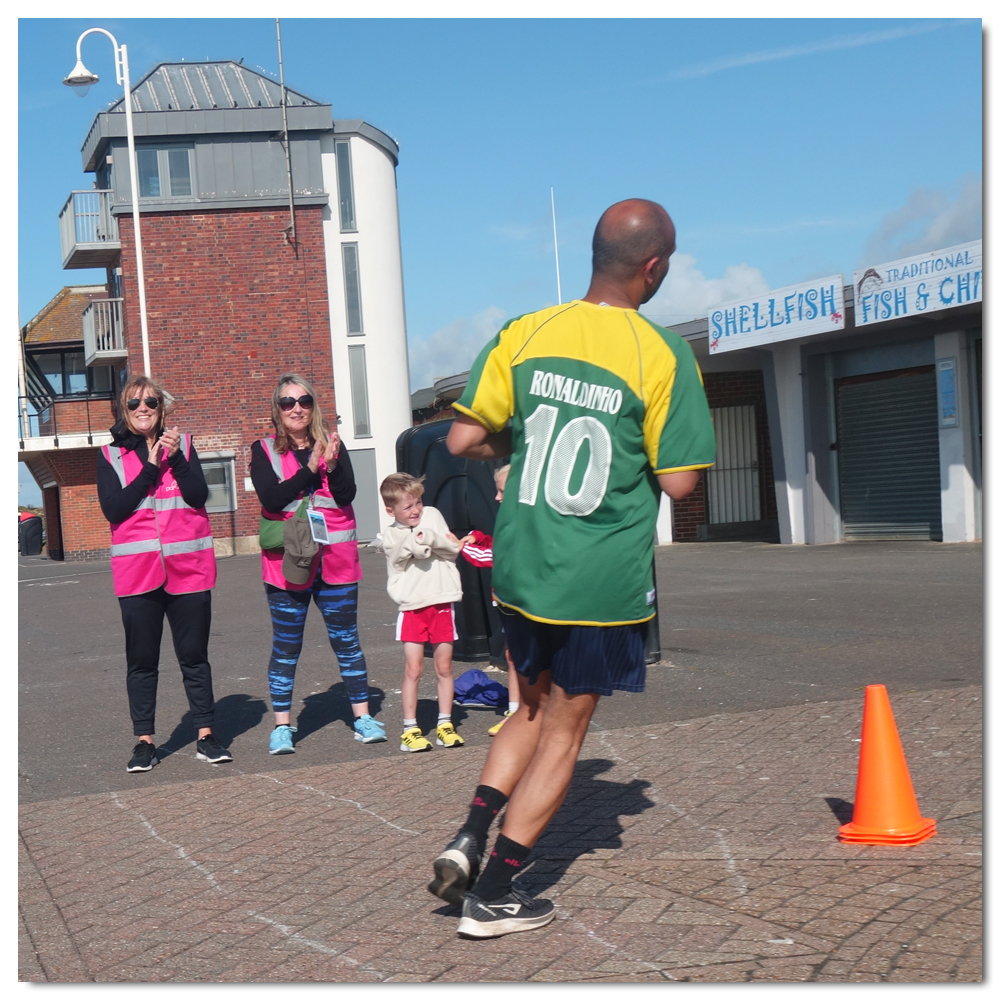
[{"xmin": 382, "ymin": 505, "xmax": 464, "ymax": 611}]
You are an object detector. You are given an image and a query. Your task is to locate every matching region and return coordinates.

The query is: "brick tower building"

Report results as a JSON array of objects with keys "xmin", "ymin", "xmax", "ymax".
[{"xmin": 19, "ymin": 61, "xmax": 411, "ymax": 560}]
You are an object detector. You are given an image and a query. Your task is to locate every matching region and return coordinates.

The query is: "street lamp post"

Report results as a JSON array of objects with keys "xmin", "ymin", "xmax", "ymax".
[{"xmin": 64, "ymin": 28, "xmax": 152, "ymax": 377}]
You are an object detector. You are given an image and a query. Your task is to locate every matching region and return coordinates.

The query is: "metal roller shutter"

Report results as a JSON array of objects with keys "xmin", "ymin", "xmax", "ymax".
[{"xmin": 836, "ymin": 367, "xmax": 942, "ymax": 541}]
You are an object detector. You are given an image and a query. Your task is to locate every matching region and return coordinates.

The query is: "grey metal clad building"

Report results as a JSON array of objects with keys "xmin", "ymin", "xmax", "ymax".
[{"xmin": 78, "ymin": 62, "xmax": 398, "ymax": 217}]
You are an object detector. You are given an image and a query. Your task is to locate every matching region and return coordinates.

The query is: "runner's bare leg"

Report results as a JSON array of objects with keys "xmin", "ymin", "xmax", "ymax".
[
  {"xmin": 478, "ymin": 672, "xmax": 550, "ymax": 795},
  {"xmin": 480, "ymin": 676, "xmax": 600, "ymax": 847}
]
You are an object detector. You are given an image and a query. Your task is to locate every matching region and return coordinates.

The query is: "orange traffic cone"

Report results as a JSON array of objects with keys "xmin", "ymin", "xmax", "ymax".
[{"xmin": 838, "ymin": 684, "xmax": 936, "ymax": 846}]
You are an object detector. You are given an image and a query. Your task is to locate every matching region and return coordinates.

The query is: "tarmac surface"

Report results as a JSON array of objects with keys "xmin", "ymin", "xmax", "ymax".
[{"xmin": 18, "ymin": 541, "xmax": 982, "ymax": 982}]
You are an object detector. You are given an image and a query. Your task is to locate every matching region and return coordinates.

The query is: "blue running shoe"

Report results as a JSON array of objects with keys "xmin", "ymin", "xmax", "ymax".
[
  {"xmin": 269, "ymin": 724, "xmax": 296, "ymax": 755},
  {"xmin": 353, "ymin": 715, "xmax": 387, "ymax": 743}
]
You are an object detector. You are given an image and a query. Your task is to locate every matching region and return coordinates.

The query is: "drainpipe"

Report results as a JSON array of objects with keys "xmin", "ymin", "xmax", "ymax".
[{"xmin": 17, "ymin": 309, "xmax": 30, "ymax": 446}]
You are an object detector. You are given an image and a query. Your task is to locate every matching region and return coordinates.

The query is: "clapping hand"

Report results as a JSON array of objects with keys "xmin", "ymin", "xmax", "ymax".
[
  {"xmin": 307, "ymin": 437, "xmax": 325, "ymax": 474},
  {"xmin": 161, "ymin": 426, "xmax": 181, "ymax": 458},
  {"xmin": 147, "ymin": 426, "xmax": 180, "ymax": 467},
  {"xmin": 323, "ymin": 429, "xmax": 341, "ymax": 467}
]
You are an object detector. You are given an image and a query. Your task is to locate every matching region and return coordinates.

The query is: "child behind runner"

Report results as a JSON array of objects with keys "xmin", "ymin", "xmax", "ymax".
[
  {"xmin": 459, "ymin": 465, "xmax": 520, "ymax": 736},
  {"xmin": 380, "ymin": 473, "xmax": 466, "ymax": 752}
]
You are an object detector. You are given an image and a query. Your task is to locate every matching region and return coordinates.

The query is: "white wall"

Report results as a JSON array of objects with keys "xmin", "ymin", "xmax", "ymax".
[
  {"xmin": 655, "ymin": 493, "xmax": 673, "ymax": 545},
  {"xmin": 765, "ymin": 341, "xmax": 807, "ymax": 544},
  {"xmin": 935, "ymin": 331, "xmax": 978, "ymax": 542},
  {"xmin": 320, "ymin": 132, "xmax": 412, "ymax": 534}
]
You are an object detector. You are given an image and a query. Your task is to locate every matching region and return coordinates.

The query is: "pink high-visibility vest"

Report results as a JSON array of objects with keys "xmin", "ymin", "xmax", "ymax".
[
  {"xmin": 258, "ymin": 437, "xmax": 362, "ymax": 590},
  {"xmin": 103, "ymin": 434, "xmax": 217, "ymax": 598}
]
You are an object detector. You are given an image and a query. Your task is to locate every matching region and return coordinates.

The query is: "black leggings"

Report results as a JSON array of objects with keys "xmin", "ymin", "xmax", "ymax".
[{"xmin": 119, "ymin": 587, "xmax": 215, "ymax": 736}]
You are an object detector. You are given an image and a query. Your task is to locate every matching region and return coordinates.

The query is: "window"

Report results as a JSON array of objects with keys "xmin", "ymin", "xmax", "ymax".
[
  {"xmin": 137, "ymin": 146, "xmax": 194, "ymax": 199},
  {"xmin": 335, "ymin": 139, "xmax": 357, "ymax": 232},
  {"xmin": 348, "ymin": 345, "xmax": 371, "ymax": 438},
  {"xmin": 29, "ymin": 351, "xmax": 115, "ymax": 398},
  {"xmin": 342, "ymin": 243, "xmax": 364, "ymax": 335},
  {"xmin": 202, "ymin": 459, "xmax": 236, "ymax": 513}
]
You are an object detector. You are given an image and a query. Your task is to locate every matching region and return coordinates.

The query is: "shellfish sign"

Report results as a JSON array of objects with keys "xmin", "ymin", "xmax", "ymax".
[
  {"xmin": 853, "ymin": 240, "xmax": 982, "ymax": 327},
  {"xmin": 708, "ymin": 275, "xmax": 845, "ymax": 354}
]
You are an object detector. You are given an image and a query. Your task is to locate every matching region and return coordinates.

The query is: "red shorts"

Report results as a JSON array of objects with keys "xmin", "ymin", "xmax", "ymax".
[{"xmin": 396, "ymin": 603, "xmax": 458, "ymax": 644}]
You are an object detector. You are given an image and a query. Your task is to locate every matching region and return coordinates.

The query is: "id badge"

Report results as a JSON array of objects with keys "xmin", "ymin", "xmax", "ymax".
[{"xmin": 307, "ymin": 509, "xmax": 330, "ymax": 544}]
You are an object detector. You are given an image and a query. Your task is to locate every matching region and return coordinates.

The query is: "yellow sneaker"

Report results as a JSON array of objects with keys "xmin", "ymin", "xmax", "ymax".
[
  {"xmin": 488, "ymin": 711, "xmax": 513, "ymax": 737},
  {"xmin": 400, "ymin": 727, "xmax": 433, "ymax": 753},
  {"xmin": 435, "ymin": 722, "xmax": 465, "ymax": 747}
]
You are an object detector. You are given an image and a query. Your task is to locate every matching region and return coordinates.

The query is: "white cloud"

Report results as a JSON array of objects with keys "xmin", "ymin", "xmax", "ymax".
[
  {"xmin": 408, "ymin": 306, "xmax": 507, "ymax": 391},
  {"xmin": 642, "ymin": 252, "xmax": 770, "ymax": 326},
  {"xmin": 861, "ymin": 175, "xmax": 982, "ymax": 265},
  {"xmin": 669, "ymin": 20, "xmax": 969, "ymax": 81}
]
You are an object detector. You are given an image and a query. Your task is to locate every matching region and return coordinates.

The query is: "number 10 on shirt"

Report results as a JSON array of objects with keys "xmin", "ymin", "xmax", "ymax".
[{"xmin": 519, "ymin": 404, "xmax": 613, "ymax": 517}]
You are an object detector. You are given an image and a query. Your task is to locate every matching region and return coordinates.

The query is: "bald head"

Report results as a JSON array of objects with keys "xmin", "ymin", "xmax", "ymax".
[{"xmin": 592, "ymin": 199, "xmax": 676, "ymax": 281}]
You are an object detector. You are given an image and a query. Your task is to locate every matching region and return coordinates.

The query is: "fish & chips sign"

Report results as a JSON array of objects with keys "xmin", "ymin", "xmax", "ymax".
[
  {"xmin": 854, "ymin": 240, "xmax": 982, "ymax": 327},
  {"xmin": 709, "ymin": 276, "xmax": 844, "ymax": 354}
]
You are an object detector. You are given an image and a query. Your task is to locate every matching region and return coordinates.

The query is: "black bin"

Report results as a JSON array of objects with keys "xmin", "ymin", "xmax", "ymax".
[
  {"xmin": 19, "ymin": 515, "xmax": 43, "ymax": 556},
  {"xmin": 395, "ymin": 417, "xmax": 662, "ymax": 666}
]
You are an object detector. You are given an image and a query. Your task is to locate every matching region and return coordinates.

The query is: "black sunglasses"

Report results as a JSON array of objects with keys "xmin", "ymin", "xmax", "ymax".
[
  {"xmin": 127, "ymin": 396, "xmax": 160, "ymax": 411},
  {"xmin": 278, "ymin": 394, "xmax": 314, "ymax": 411}
]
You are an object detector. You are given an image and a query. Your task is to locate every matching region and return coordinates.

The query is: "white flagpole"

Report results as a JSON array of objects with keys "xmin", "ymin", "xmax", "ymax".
[{"xmin": 550, "ymin": 186, "xmax": 562, "ymax": 305}]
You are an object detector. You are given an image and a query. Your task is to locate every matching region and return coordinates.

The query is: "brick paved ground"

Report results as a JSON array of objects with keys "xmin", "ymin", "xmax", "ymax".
[{"xmin": 19, "ymin": 685, "xmax": 981, "ymax": 982}]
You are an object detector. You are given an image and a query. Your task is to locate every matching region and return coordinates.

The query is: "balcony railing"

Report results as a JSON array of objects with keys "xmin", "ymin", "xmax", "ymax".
[
  {"xmin": 18, "ymin": 394, "xmax": 115, "ymax": 453},
  {"xmin": 83, "ymin": 298, "xmax": 127, "ymax": 367},
  {"xmin": 59, "ymin": 190, "xmax": 120, "ymax": 269}
]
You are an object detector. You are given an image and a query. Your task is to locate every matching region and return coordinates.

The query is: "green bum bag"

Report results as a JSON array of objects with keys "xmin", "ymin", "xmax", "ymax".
[{"xmin": 258, "ymin": 499, "xmax": 309, "ymax": 551}]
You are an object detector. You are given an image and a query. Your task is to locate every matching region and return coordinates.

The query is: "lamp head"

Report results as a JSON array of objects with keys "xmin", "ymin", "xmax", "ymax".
[{"xmin": 63, "ymin": 60, "xmax": 99, "ymax": 97}]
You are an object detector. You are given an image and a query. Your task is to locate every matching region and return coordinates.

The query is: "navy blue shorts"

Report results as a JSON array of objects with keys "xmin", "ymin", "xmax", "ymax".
[{"xmin": 499, "ymin": 606, "xmax": 648, "ymax": 696}]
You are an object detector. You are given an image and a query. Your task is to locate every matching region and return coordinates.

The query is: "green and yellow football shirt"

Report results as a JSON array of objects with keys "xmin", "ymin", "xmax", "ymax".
[{"xmin": 454, "ymin": 299, "xmax": 716, "ymax": 626}]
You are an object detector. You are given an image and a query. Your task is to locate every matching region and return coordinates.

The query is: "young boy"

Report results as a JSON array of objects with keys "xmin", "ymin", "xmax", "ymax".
[
  {"xmin": 459, "ymin": 465, "xmax": 520, "ymax": 736},
  {"xmin": 380, "ymin": 473, "xmax": 466, "ymax": 752}
]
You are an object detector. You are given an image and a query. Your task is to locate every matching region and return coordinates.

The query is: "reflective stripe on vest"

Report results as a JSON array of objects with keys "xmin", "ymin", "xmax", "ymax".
[
  {"xmin": 313, "ymin": 496, "xmax": 340, "ymax": 510},
  {"xmin": 155, "ymin": 496, "xmax": 195, "ymax": 511},
  {"xmin": 111, "ymin": 538, "xmax": 163, "ymax": 556},
  {"xmin": 105, "ymin": 444, "xmax": 128, "ymax": 487},
  {"xmin": 162, "ymin": 536, "xmax": 215, "ymax": 557},
  {"xmin": 328, "ymin": 529, "xmax": 358, "ymax": 544},
  {"xmin": 261, "ymin": 437, "xmax": 302, "ymax": 512}
]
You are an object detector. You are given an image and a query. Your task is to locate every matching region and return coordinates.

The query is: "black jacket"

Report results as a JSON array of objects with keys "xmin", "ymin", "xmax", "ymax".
[{"xmin": 97, "ymin": 420, "xmax": 209, "ymax": 524}]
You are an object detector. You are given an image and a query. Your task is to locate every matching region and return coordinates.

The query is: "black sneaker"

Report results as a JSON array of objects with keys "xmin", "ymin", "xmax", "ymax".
[
  {"xmin": 428, "ymin": 832, "xmax": 480, "ymax": 906},
  {"xmin": 457, "ymin": 885, "xmax": 556, "ymax": 939},
  {"xmin": 127, "ymin": 741, "xmax": 158, "ymax": 772},
  {"xmin": 195, "ymin": 734, "xmax": 233, "ymax": 763}
]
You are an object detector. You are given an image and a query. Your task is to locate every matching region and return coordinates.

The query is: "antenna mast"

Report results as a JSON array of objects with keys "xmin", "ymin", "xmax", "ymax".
[
  {"xmin": 276, "ymin": 19, "xmax": 296, "ymax": 246},
  {"xmin": 550, "ymin": 187, "xmax": 562, "ymax": 305}
]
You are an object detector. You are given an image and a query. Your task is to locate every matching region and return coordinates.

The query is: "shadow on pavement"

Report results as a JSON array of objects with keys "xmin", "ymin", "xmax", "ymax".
[
  {"xmin": 825, "ymin": 796, "xmax": 854, "ymax": 824},
  {"xmin": 295, "ymin": 683, "xmax": 387, "ymax": 742},
  {"xmin": 520, "ymin": 758, "xmax": 656, "ymax": 894},
  {"xmin": 158, "ymin": 693, "xmax": 269, "ymax": 759},
  {"xmin": 430, "ymin": 758, "xmax": 655, "ymax": 913}
]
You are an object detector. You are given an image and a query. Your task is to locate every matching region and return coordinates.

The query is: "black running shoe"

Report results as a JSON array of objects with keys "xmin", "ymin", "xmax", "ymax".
[
  {"xmin": 457, "ymin": 886, "xmax": 556, "ymax": 939},
  {"xmin": 127, "ymin": 741, "xmax": 158, "ymax": 772},
  {"xmin": 195, "ymin": 734, "xmax": 233, "ymax": 763},
  {"xmin": 428, "ymin": 832, "xmax": 480, "ymax": 906}
]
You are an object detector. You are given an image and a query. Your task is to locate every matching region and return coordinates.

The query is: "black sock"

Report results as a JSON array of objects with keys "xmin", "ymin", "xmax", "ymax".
[
  {"xmin": 471, "ymin": 833, "xmax": 531, "ymax": 901},
  {"xmin": 459, "ymin": 784, "xmax": 509, "ymax": 854}
]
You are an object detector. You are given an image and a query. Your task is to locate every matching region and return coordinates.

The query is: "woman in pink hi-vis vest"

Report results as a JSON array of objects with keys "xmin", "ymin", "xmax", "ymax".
[
  {"xmin": 97, "ymin": 376, "xmax": 232, "ymax": 774},
  {"xmin": 249, "ymin": 373, "xmax": 385, "ymax": 754}
]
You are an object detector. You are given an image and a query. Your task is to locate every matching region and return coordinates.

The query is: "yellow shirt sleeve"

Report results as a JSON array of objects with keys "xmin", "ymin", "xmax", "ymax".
[{"xmin": 452, "ymin": 326, "xmax": 516, "ymax": 432}]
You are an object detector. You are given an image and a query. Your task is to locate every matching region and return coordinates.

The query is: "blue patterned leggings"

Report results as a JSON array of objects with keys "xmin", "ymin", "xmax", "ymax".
[{"xmin": 264, "ymin": 578, "xmax": 370, "ymax": 713}]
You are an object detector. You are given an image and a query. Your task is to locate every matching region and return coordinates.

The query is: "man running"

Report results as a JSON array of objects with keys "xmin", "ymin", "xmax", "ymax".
[{"xmin": 428, "ymin": 198, "xmax": 716, "ymax": 939}]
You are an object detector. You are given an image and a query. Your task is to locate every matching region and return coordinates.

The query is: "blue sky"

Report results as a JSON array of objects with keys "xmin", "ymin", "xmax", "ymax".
[{"xmin": 16, "ymin": 16, "xmax": 983, "ymax": 505}]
